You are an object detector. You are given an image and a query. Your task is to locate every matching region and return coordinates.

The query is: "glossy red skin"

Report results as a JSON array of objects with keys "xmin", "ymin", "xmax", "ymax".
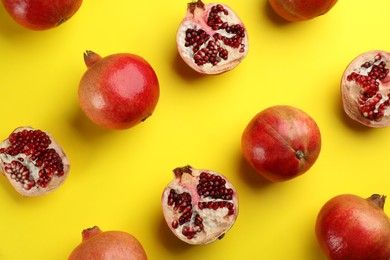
[
  {"xmin": 315, "ymin": 194, "xmax": 390, "ymax": 260},
  {"xmin": 268, "ymin": 0, "xmax": 338, "ymax": 22},
  {"xmin": 1, "ymin": 0, "xmax": 82, "ymax": 30},
  {"xmin": 68, "ymin": 226, "xmax": 147, "ymax": 260},
  {"xmin": 241, "ymin": 105, "xmax": 321, "ymax": 182},
  {"xmin": 78, "ymin": 52, "xmax": 160, "ymax": 130}
]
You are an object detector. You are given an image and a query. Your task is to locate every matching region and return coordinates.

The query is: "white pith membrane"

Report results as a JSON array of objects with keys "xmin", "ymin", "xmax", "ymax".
[
  {"xmin": 176, "ymin": 1, "xmax": 248, "ymax": 75},
  {"xmin": 162, "ymin": 166, "xmax": 238, "ymax": 245},
  {"xmin": 0, "ymin": 126, "xmax": 70, "ymax": 196},
  {"xmin": 341, "ymin": 50, "xmax": 390, "ymax": 127}
]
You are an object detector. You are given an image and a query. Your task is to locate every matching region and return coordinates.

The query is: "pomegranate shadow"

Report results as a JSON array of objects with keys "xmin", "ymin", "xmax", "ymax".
[
  {"xmin": 172, "ymin": 53, "xmax": 206, "ymax": 82},
  {"xmin": 238, "ymin": 155, "xmax": 273, "ymax": 189},
  {"xmin": 262, "ymin": 1, "xmax": 290, "ymax": 26},
  {"xmin": 157, "ymin": 216, "xmax": 194, "ymax": 253}
]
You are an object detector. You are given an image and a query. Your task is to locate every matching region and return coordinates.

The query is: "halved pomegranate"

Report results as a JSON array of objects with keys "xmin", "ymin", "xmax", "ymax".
[
  {"xmin": 176, "ymin": 0, "xmax": 249, "ymax": 75},
  {"xmin": 341, "ymin": 50, "xmax": 390, "ymax": 127},
  {"xmin": 0, "ymin": 127, "xmax": 70, "ymax": 196},
  {"xmin": 161, "ymin": 165, "xmax": 239, "ymax": 245}
]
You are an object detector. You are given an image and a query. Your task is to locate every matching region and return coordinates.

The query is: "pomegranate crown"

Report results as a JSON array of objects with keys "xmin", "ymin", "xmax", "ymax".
[
  {"xmin": 368, "ymin": 194, "xmax": 386, "ymax": 210},
  {"xmin": 188, "ymin": 0, "xmax": 205, "ymax": 12}
]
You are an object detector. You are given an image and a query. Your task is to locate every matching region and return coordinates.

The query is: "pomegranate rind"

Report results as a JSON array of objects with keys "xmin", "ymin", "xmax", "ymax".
[
  {"xmin": 161, "ymin": 166, "xmax": 239, "ymax": 245},
  {"xmin": 176, "ymin": 0, "xmax": 249, "ymax": 75},
  {"xmin": 341, "ymin": 50, "xmax": 390, "ymax": 128},
  {"xmin": 1, "ymin": 0, "xmax": 83, "ymax": 30},
  {"xmin": 0, "ymin": 126, "xmax": 70, "ymax": 196},
  {"xmin": 68, "ymin": 226, "xmax": 148, "ymax": 260},
  {"xmin": 268, "ymin": 0, "xmax": 338, "ymax": 22},
  {"xmin": 78, "ymin": 52, "xmax": 160, "ymax": 130},
  {"xmin": 315, "ymin": 194, "xmax": 390, "ymax": 260},
  {"xmin": 241, "ymin": 106, "xmax": 321, "ymax": 182}
]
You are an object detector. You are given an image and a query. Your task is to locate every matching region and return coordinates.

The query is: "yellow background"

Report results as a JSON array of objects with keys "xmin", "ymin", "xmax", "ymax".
[{"xmin": 0, "ymin": 0, "xmax": 389, "ymax": 259}]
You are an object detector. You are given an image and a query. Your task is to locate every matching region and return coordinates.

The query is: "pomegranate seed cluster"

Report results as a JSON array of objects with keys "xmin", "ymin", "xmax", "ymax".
[
  {"xmin": 347, "ymin": 54, "xmax": 390, "ymax": 121},
  {"xmin": 167, "ymin": 189, "xmax": 205, "ymax": 239},
  {"xmin": 0, "ymin": 129, "xmax": 65, "ymax": 190},
  {"xmin": 198, "ymin": 201, "xmax": 235, "ymax": 215},
  {"xmin": 184, "ymin": 4, "xmax": 246, "ymax": 67},
  {"xmin": 197, "ymin": 172, "xmax": 234, "ymax": 201}
]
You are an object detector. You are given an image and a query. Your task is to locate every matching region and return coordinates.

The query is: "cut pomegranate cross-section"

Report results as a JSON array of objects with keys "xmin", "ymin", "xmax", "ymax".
[
  {"xmin": 176, "ymin": 0, "xmax": 249, "ymax": 75},
  {"xmin": 341, "ymin": 50, "xmax": 390, "ymax": 127},
  {"xmin": 0, "ymin": 126, "xmax": 70, "ymax": 196},
  {"xmin": 162, "ymin": 165, "xmax": 239, "ymax": 245}
]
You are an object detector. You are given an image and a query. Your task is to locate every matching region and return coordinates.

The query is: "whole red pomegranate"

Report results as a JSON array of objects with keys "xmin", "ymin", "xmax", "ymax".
[
  {"xmin": 176, "ymin": 0, "xmax": 248, "ymax": 75},
  {"xmin": 78, "ymin": 50, "xmax": 160, "ymax": 130},
  {"xmin": 241, "ymin": 105, "xmax": 321, "ymax": 182},
  {"xmin": 341, "ymin": 50, "xmax": 390, "ymax": 128},
  {"xmin": 68, "ymin": 226, "xmax": 147, "ymax": 260},
  {"xmin": 161, "ymin": 165, "xmax": 239, "ymax": 245},
  {"xmin": 268, "ymin": 0, "xmax": 338, "ymax": 22},
  {"xmin": 0, "ymin": 126, "xmax": 70, "ymax": 196},
  {"xmin": 316, "ymin": 194, "xmax": 390, "ymax": 260},
  {"xmin": 1, "ymin": 0, "xmax": 82, "ymax": 30}
]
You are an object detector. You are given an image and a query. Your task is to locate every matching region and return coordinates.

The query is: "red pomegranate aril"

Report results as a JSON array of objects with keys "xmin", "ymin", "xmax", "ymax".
[
  {"xmin": 172, "ymin": 220, "xmax": 179, "ymax": 229},
  {"xmin": 0, "ymin": 127, "xmax": 70, "ymax": 196},
  {"xmin": 177, "ymin": 0, "xmax": 248, "ymax": 74},
  {"xmin": 162, "ymin": 165, "xmax": 239, "ymax": 245}
]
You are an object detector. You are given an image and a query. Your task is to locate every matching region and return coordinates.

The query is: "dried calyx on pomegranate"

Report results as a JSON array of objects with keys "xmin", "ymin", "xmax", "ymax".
[
  {"xmin": 176, "ymin": 0, "xmax": 248, "ymax": 75},
  {"xmin": 0, "ymin": 127, "xmax": 70, "ymax": 196},
  {"xmin": 341, "ymin": 50, "xmax": 390, "ymax": 127},
  {"xmin": 162, "ymin": 165, "xmax": 238, "ymax": 245}
]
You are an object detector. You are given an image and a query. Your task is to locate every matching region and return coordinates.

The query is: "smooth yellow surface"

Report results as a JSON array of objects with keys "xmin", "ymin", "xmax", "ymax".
[{"xmin": 0, "ymin": 1, "xmax": 390, "ymax": 259}]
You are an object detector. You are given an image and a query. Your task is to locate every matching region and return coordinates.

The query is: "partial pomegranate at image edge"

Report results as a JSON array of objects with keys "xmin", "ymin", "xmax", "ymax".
[
  {"xmin": 1, "ymin": 0, "xmax": 83, "ymax": 30},
  {"xmin": 68, "ymin": 226, "xmax": 147, "ymax": 260},
  {"xmin": 315, "ymin": 194, "xmax": 390, "ymax": 260},
  {"xmin": 341, "ymin": 50, "xmax": 390, "ymax": 128},
  {"xmin": 241, "ymin": 105, "xmax": 321, "ymax": 182},
  {"xmin": 0, "ymin": 126, "xmax": 70, "ymax": 196},
  {"xmin": 78, "ymin": 50, "xmax": 160, "ymax": 130},
  {"xmin": 176, "ymin": 0, "xmax": 248, "ymax": 75},
  {"xmin": 161, "ymin": 165, "xmax": 239, "ymax": 245},
  {"xmin": 268, "ymin": 0, "xmax": 338, "ymax": 22}
]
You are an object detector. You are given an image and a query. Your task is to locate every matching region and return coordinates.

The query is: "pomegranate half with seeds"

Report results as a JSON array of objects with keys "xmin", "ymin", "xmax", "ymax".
[
  {"xmin": 162, "ymin": 165, "xmax": 239, "ymax": 245},
  {"xmin": 341, "ymin": 50, "xmax": 390, "ymax": 127},
  {"xmin": 176, "ymin": 0, "xmax": 248, "ymax": 75},
  {"xmin": 0, "ymin": 127, "xmax": 70, "ymax": 196}
]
